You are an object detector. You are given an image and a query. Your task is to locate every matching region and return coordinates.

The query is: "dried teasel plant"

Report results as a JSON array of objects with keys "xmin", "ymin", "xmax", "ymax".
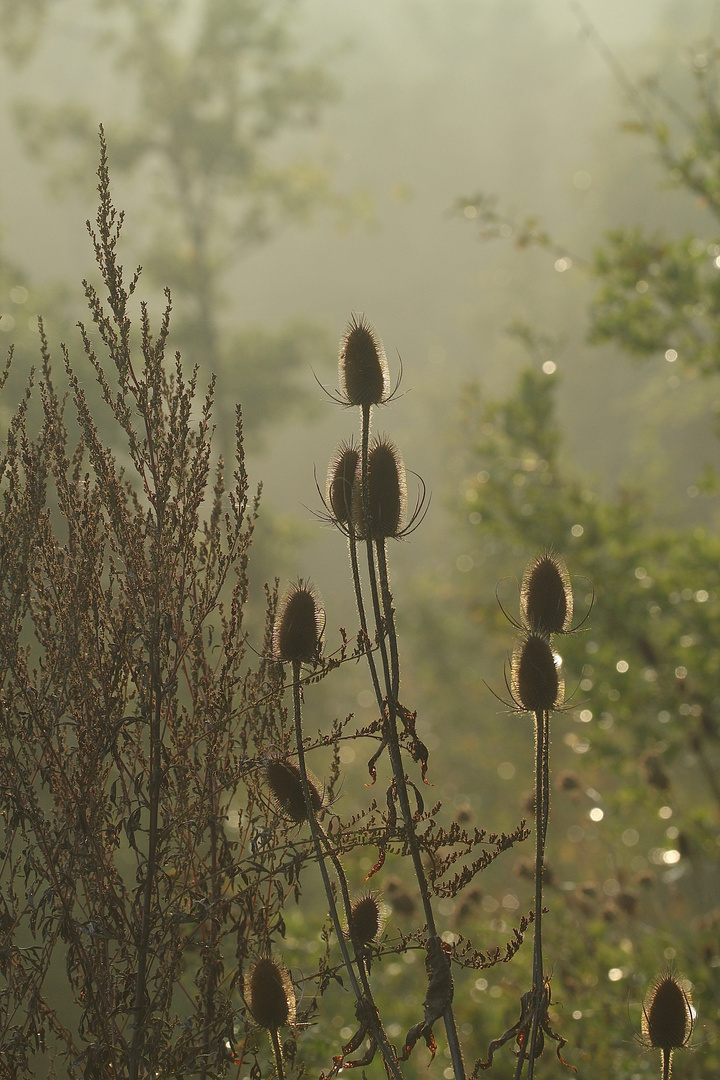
[
  {"xmin": 520, "ymin": 551, "xmax": 573, "ymax": 636},
  {"xmin": 245, "ymin": 956, "xmax": 297, "ymax": 1080},
  {"xmin": 271, "ymin": 315, "xmax": 532, "ymax": 1080},
  {"xmin": 641, "ymin": 971, "xmax": 695, "ymax": 1080},
  {"xmin": 264, "ymin": 754, "xmax": 326, "ymax": 824},
  {"xmin": 338, "ymin": 312, "xmax": 391, "ymax": 408},
  {"xmin": 479, "ymin": 553, "xmax": 579, "ymax": 1079},
  {"xmin": 345, "ymin": 892, "xmax": 387, "ymax": 949},
  {"xmin": 272, "ymin": 579, "xmax": 325, "ymax": 664}
]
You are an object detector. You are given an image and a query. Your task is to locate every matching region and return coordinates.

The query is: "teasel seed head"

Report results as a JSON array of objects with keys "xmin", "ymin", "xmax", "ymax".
[
  {"xmin": 264, "ymin": 756, "xmax": 324, "ymax": 823},
  {"xmin": 641, "ymin": 971, "xmax": 694, "ymax": 1055},
  {"xmin": 353, "ymin": 436, "xmax": 407, "ymax": 539},
  {"xmin": 327, "ymin": 440, "xmax": 360, "ymax": 526},
  {"xmin": 511, "ymin": 633, "xmax": 564, "ymax": 712},
  {"xmin": 339, "ymin": 313, "xmax": 390, "ymax": 408},
  {"xmin": 346, "ymin": 893, "xmax": 386, "ymax": 947},
  {"xmin": 272, "ymin": 580, "xmax": 324, "ymax": 663},
  {"xmin": 245, "ymin": 955, "xmax": 296, "ymax": 1031},
  {"xmin": 520, "ymin": 551, "xmax": 573, "ymax": 636}
]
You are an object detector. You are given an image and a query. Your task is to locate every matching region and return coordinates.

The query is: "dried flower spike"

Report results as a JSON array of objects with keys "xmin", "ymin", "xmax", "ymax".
[
  {"xmin": 272, "ymin": 580, "xmax": 324, "ymax": 663},
  {"xmin": 347, "ymin": 893, "xmax": 386, "ymax": 947},
  {"xmin": 265, "ymin": 756, "xmax": 324, "ymax": 823},
  {"xmin": 339, "ymin": 313, "xmax": 390, "ymax": 407},
  {"xmin": 642, "ymin": 971, "xmax": 694, "ymax": 1064},
  {"xmin": 521, "ymin": 552, "xmax": 573, "ymax": 636},
  {"xmin": 511, "ymin": 633, "xmax": 564, "ymax": 712},
  {"xmin": 353, "ymin": 437, "xmax": 407, "ymax": 539},
  {"xmin": 327, "ymin": 440, "xmax": 360, "ymax": 526},
  {"xmin": 245, "ymin": 956, "xmax": 296, "ymax": 1030}
]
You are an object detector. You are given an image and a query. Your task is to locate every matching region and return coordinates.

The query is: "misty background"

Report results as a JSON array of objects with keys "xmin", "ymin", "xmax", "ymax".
[{"xmin": 3, "ymin": 1, "xmax": 717, "ymax": 625}]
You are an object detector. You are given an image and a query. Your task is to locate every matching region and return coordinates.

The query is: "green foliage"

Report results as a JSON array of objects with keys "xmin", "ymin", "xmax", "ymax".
[
  {"xmin": 441, "ymin": 29, "xmax": 720, "ymax": 1079},
  {"xmin": 590, "ymin": 227, "xmax": 720, "ymax": 374}
]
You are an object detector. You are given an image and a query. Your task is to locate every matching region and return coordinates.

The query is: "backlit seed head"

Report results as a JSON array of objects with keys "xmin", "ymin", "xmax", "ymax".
[
  {"xmin": 511, "ymin": 633, "xmax": 564, "ymax": 712},
  {"xmin": 642, "ymin": 971, "xmax": 694, "ymax": 1054},
  {"xmin": 327, "ymin": 441, "xmax": 360, "ymax": 525},
  {"xmin": 272, "ymin": 581, "xmax": 324, "ymax": 663},
  {"xmin": 245, "ymin": 956, "xmax": 295, "ymax": 1030},
  {"xmin": 521, "ymin": 552, "xmax": 573, "ymax": 636},
  {"xmin": 346, "ymin": 893, "xmax": 386, "ymax": 947},
  {"xmin": 352, "ymin": 437, "xmax": 407, "ymax": 539},
  {"xmin": 264, "ymin": 756, "xmax": 324, "ymax": 823},
  {"xmin": 339, "ymin": 313, "xmax": 390, "ymax": 408}
]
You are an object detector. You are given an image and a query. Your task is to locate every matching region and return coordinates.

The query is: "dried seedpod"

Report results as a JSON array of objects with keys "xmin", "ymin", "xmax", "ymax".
[
  {"xmin": 520, "ymin": 551, "xmax": 573, "ymax": 636},
  {"xmin": 352, "ymin": 437, "xmax": 407, "ymax": 540},
  {"xmin": 511, "ymin": 633, "xmax": 564, "ymax": 712},
  {"xmin": 339, "ymin": 313, "xmax": 390, "ymax": 408},
  {"xmin": 327, "ymin": 440, "xmax": 360, "ymax": 526},
  {"xmin": 245, "ymin": 955, "xmax": 296, "ymax": 1030},
  {"xmin": 272, "ymin": 580, "xmax": 324, "ymax": 664},
  {"xmin": 264, "ymin": 756, "xmax": 324, "ymax": 823},
  {"xmin": 346, "ymin": 893, "xmax": 386, "ymax": 947},
  {"xmin": 641, "ymin": 970, "xmax": 694, "ymax": 1078}
]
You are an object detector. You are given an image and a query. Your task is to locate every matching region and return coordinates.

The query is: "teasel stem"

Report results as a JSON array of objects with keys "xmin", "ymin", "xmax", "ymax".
[
  {"xmin": 270, "ymin": 1028, "xmax": 286, "ymax": 1080},
  {"xmin": 528, "ymin": 708, "xmax": 550, "ymax": 1080},
  {"xmin": 357, "ymin": 404, "xmax": 466, "ymax": 1080},
  {"xmin": 662, "ymin": 1050, "xmax": 671, "ymax": 1080},
  {"xmin": 290, "ymin": 661, "xmax": 403, "ymax": 1080},
  {"xmin": 347, "ymin": 517, "xmax": 384, "ymax": 708}
]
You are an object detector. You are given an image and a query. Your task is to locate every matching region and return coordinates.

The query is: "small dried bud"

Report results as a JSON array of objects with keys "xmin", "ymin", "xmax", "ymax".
[
  {"xmin": 511, "ymin": 634, "xmax": 563, "ymax": 712},
  {"xmin": 641, "ymin": 748, "xmax": 671, "ymax": 792},
  {"xmin": 272, "ymin": 581, "xmax": 323, "ymax": 663},
  {"xmin": 557, "ymin": 770, "xmax": 581, "ymax": 793},
  {"xmin": 642, "ymin": 971, "xmax": 693, "ymax": 1054},
  {"xmin": 615, "ymin": 890, "xmax": 639, "ymax": 917},
  {"xmin": 327, "ymin": 441, "xmax": 360, "ymax": 525},
  {"xmin": 353, "ymin": 437, "xmax": 407, "ymax": 539},
  {"xmin": 347, "ymin": 893, "xmax": 386, "ymax": 946},
  {"xmin": 265, "ymin": 757, "xmax": 324, "ymax": 823},
  {"xmin": 245, "ymin": 956, "xmax": 295, "ymax": 1030},
  {"xmin": 521, "ymin": 552, "xmax": 573, "ymax": 636},
  {"xmin": 384, "ymin": 875, "xmax": 416, "ymax": 917},
  {"xmin": 339, "ymin": 314, "xmax": 390, "ymax": 407}
]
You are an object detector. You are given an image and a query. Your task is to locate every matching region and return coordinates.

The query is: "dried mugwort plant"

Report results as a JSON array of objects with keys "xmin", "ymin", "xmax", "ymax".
[{"xmin": 0, "ymin": 133, "xmax": 336, "ymax": 1080}]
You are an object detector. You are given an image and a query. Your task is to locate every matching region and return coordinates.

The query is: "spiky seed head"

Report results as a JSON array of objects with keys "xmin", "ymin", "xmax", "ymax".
[
  {"xmin": 272, "ymin": 581, "xmax": 323, "ymax": 663},
  {"xmin": 521, "ymin": 552, "xmax": 573, "ymax": 635},
  {"xmin": 347, "ymin": 893, "xmax": 386, "ymax": 946},
  {"xmin": 353, "ymin": 437, "xmax": 407, "ymax": 539},
  {"xmin": 245, "ymin": 956, "xmax": 295, "ymax": 1030},
  {"xmin": 339, "ymin": 314, "xmax": 390, "ymax": 408},
  {"xmin": 327, "ymin": 441, "xmax": 360, "ymax": 525},
  {"xmin": 264, "ymin": 756, "xmax": 324, "ymax": 823},
  {"xmin": 642, "ymin": 971, "xmax": 694, "ymax": 1053},
  {"xmin": 511, "ymin": 633, "xmax": 563, "ymax": 712}
]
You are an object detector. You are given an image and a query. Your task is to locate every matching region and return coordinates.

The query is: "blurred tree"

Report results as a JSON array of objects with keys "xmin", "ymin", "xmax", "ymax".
[{"xmin": 0, "ymin": 0, "xmax": 355, "ymax": 439}]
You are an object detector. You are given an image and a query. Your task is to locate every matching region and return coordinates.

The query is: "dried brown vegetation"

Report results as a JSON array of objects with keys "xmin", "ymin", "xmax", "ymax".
[{"xmin": 0, "ymin": 136, "xmax": 694, "ymax": 1080}]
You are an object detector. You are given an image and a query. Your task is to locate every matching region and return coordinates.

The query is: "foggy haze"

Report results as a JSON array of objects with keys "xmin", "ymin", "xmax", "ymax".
[{"xmin": 1, "ymin": 0, "xmax": 718, "ymax": 607}]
